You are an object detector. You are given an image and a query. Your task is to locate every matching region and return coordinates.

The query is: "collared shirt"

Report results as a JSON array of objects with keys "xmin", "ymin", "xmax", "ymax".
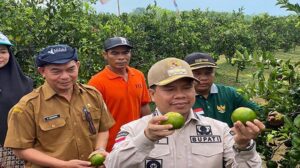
[
  {"xmin": 88, "ymin": 66, "xmax": 151, "ymax": 151},
  {"xmin": 4, "ymin": 82, "xmax": 115, "ymax": 168},
  {"xmin": 193, "ymin": 84, "xmax": 261, "ymax": 127},
  {"xmin": 105, "ymin": 109, "xmax": 262, "ymax": 168}
]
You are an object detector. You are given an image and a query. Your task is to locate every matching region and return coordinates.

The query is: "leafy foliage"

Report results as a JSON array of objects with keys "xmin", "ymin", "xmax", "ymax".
[{"xmin": 1, "ymin": 1, "xmax": 299, "ymax": 86}]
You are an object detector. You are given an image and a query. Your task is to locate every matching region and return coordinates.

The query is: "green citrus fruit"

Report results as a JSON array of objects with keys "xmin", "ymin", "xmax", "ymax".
[
  {"xmin": 293, "ymin": 114, "xmax": 300, "ymax": 128},
  {"xmin": 161, "ymin": 112, "xmax": 185, "ymax": 129},
  {"xmin": 231, "ymin": 107, "xmax": 257, "ymax": 124},
  {"xmin": 89, "ymin": 153, "xmax": 105, "ymax": 166}
]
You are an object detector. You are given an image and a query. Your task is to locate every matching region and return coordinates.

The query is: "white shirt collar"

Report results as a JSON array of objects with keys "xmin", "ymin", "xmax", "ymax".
[{"xmin": 210, "ymin": 83, "xmax": 218, "ymax": 94}]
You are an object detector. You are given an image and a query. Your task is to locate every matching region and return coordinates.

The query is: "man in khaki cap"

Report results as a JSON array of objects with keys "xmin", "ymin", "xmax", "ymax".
[{"xmin": 105, "ymin": 57, "xmax": 265, "ymax": 168}]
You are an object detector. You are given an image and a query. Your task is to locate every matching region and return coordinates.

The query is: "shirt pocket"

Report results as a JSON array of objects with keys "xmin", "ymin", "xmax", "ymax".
[
  {"xmin": 148, "ymin": 145, "xmax": 170, "ymax": 158},
  {"xmin": 81, "ymin": 106, "xmax": 101, "ymax": 136},
  {"xmin": 38, "ymin": 118, "xmax": 71, "ymax": 145},
  {"xmin": 191, "ymin": 143, "xmax": 224, "ymax": 166}
]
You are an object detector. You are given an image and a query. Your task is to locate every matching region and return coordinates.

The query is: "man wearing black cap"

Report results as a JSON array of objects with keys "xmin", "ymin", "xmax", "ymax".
[
  {"xmin": 4, "ymin": 44, "xmax": 115, "ymax": 167},
  {"xmin": 88, "ymin": 37, "xmax": 151, "ymax": 152},
  {"xmin": 184, "ymin": 52, "xmax": 262, "ymax": 127}
]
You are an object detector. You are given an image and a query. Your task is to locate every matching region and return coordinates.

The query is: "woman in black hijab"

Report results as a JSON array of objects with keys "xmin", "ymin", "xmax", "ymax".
[{"xmin": 0, "ymin": 32, "xmax": 33, "ymax": 167}]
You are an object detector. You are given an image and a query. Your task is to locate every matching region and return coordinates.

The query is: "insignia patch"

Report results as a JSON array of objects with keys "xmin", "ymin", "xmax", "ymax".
[
  {"xmin": 190, "ymin": 135, "xmax": 222, "ymax": 143},
  {"xmin": 156, "ymin": 137, "xmax": 168, "ymax": 145},
  {"xmin": 145, "ymin": 159, "xmax": 162, "ymax": 168},
  {"xmin": 193, "ymin": 107, "xmax": 204, "ymax": 114},
  {"xmin": 44, "ymin": 114, "xmax": 60, "ymax": 121},
  {"xmin": 196, "ymin": 125, "xmax": 212, "ymax": 135},
  {"xmin": 12, "ymin": 107, "xmax": 23, "ymax": 113},
  {"xmin": 115, "ymin": 131, "xmax": 129, "ymax": 143},
  {"xmin": 217, "ymin": 105, "xmax": 226, "ymax": 113}
]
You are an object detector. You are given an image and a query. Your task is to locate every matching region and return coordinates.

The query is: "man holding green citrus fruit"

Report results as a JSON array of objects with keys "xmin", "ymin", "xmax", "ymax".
[
  {"xmin": 105, "ymin": 57, "xmax": 265, "ymax": 168},
  {"xmin": 4, "ymin": 45, "xmax": 115, "ymax": 168}
]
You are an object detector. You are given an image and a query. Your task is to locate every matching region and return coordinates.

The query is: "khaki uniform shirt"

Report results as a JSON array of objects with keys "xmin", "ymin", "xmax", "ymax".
[
  {"xmin": 105, "ymin": 109, "xmax": 262, "ymax": 168},
  {"xmin": 5, "ymin": 82, "xmax": 115, "ymax": 168}
]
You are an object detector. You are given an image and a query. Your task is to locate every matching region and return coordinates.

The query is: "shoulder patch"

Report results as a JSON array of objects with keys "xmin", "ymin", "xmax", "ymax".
[
  {"xmin": 115, "ymin": 131, "xmax": 129, "ymax": 143},
  {"xmin": 11, "ymin": 106, "xmax": 24, "ymax": 114}
]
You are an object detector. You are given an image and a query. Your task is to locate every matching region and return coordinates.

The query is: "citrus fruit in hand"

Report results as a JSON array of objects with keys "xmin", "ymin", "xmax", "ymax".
[
  {"xmin": 231, "ymin": 107, "xmax": 257, "ymax": 124},
  {"xmin": 161, "ymin": 112, "xmax": 185, "ymax": 129},
  {"xmin": 89, "ymin": 153, "xmax": 105, "ymax": 166}
]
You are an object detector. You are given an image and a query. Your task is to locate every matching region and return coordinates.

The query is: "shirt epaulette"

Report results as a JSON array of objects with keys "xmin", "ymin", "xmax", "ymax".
[
  {"xmin": 81, "ymin": 83, "xmax": 98, "ymax": 91},
  {"xmin": 18, "ymin": 89, "xmax": 39, "ymax": 103}
]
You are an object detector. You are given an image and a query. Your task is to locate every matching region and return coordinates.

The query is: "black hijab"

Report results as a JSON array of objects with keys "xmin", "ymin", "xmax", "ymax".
[{"xmin": 0, "ymin": 46, "xmax": 33, "ymax": 145}]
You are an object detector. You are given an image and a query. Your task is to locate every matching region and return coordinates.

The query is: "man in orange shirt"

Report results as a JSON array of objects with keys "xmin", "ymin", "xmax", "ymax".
[{"xmin": 88, "ymin": 37, "xmax": 151, "ymax": 152}]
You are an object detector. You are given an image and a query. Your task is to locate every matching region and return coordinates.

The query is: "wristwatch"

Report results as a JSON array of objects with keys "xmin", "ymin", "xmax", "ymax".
[{"xmin": 233, "ymin": 140, "xmax": 255, "ymax": 152}]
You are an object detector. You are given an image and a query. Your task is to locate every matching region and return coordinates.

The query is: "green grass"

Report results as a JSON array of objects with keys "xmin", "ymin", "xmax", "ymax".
[{"xmin": 214, "ymin": 46, "xmax": 300, "ymax": 88}]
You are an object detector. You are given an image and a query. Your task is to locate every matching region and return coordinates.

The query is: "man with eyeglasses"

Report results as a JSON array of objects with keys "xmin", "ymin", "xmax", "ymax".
[
  {"xmin": 88, "ymin": 37, "xmax": 151, "ymax": 152},
  {"xmin": 4, "ymin": 44, "xmax": 115, "ymax": 168}
]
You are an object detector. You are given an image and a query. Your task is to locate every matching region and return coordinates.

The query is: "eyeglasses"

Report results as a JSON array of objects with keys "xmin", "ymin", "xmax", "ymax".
[{"xmin": 82, "ymin": 106, "xmax": 96, "ymax": 135}]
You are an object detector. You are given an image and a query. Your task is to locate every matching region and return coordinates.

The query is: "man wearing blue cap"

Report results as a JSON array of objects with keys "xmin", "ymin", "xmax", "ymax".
[{"xmin": 4, "ymin": 44, "xmax": 115, "ymax": 167}]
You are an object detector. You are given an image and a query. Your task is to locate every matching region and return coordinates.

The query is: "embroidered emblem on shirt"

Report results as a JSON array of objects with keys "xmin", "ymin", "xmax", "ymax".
[
  {"xmin": 190, "ymin": 135, "xmax": 222, "ymax": 143},
  {"xmin": 12, "ymin": 107, "xmax": 23, "ymax": 113},
  {"xmin": 190, "ymin": 125, "xmax": 222, "ymax": 143},
  {"xmin": 196, "ymin": 125, "xmax": 212, "ymax": 135},
  {"xmin": 217, "ymin": 105, "xmax": 226, "ymax": 113},
  {"xmin": 145, "ymin": 159, "xmax": 162, "ymax": 168},
  {"xmin": 115, "ymin": 131, "xmax": 129, "ymax": 143},
  {"xmin": 156, "ymin": 137, "xmax": 168, "ymax": 145},
  {"xmin": 44, "ymin": 114, "xmax": 60, "ymax": 121},
  {"xmin": 193, "ymin": 107, "xmax": 204, "ymax": 115}
]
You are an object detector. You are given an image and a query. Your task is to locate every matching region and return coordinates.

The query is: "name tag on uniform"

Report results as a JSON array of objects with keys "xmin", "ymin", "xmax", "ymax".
[
  {"xmin": 44, "ymin": 114, "xmax": 60, "ymax": 121},
  {"xmin": 190, "ymin": 135, "xmax": 222, "ymax": 143},
  {"xmin": 190, "ymin": 125, "xmax": 222, "ymax": 143},
  {"xmin": 156, "ymin": 137, "xmax": 168, "ymax": 145}
]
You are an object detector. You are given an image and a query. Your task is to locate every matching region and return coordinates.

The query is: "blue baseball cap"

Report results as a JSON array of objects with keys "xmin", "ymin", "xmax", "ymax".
[
  {"xmin": 35, "ymin": 44, "xmax": 78, "ymax": 67},
  {"xmin": 104, "ymin": 37, "xmax": 133, "ymax": 51},
  {"xmin": 0, "ymin": 32, "xmax": 13, "ymax": 46},
  {"xmin": 184, "ymin": 52, "xmax": 217, "ymax": 70}
]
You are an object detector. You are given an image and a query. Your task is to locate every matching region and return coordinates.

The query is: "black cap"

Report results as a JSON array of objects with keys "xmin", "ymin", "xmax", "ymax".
[
  {"xmin": 104, "ymin": 37, "xmax": 133, "ymax": 51},
  {"xmin": 35, "ymin": 44, "xmax": 78, "ymax": 67},
  {"xmin": 184, "ymin": 52, "xmax": 217, "ymax": 70}
]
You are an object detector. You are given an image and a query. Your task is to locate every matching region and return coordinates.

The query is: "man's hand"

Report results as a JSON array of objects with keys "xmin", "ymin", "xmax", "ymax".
[
  {"xmin": 231, "ymin": 119, "xmax": 265, "ymax": 149},
  {"xmin": 59, "ymin": 160, "xmax": 91, "ymax": 168},
  {"xmin": 88, "ymin": 150, "xmax": 108, "ymax": 168},
  {"xmin": 144, "ymin": 115, "xmax": 175, "ymax": 141}
]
